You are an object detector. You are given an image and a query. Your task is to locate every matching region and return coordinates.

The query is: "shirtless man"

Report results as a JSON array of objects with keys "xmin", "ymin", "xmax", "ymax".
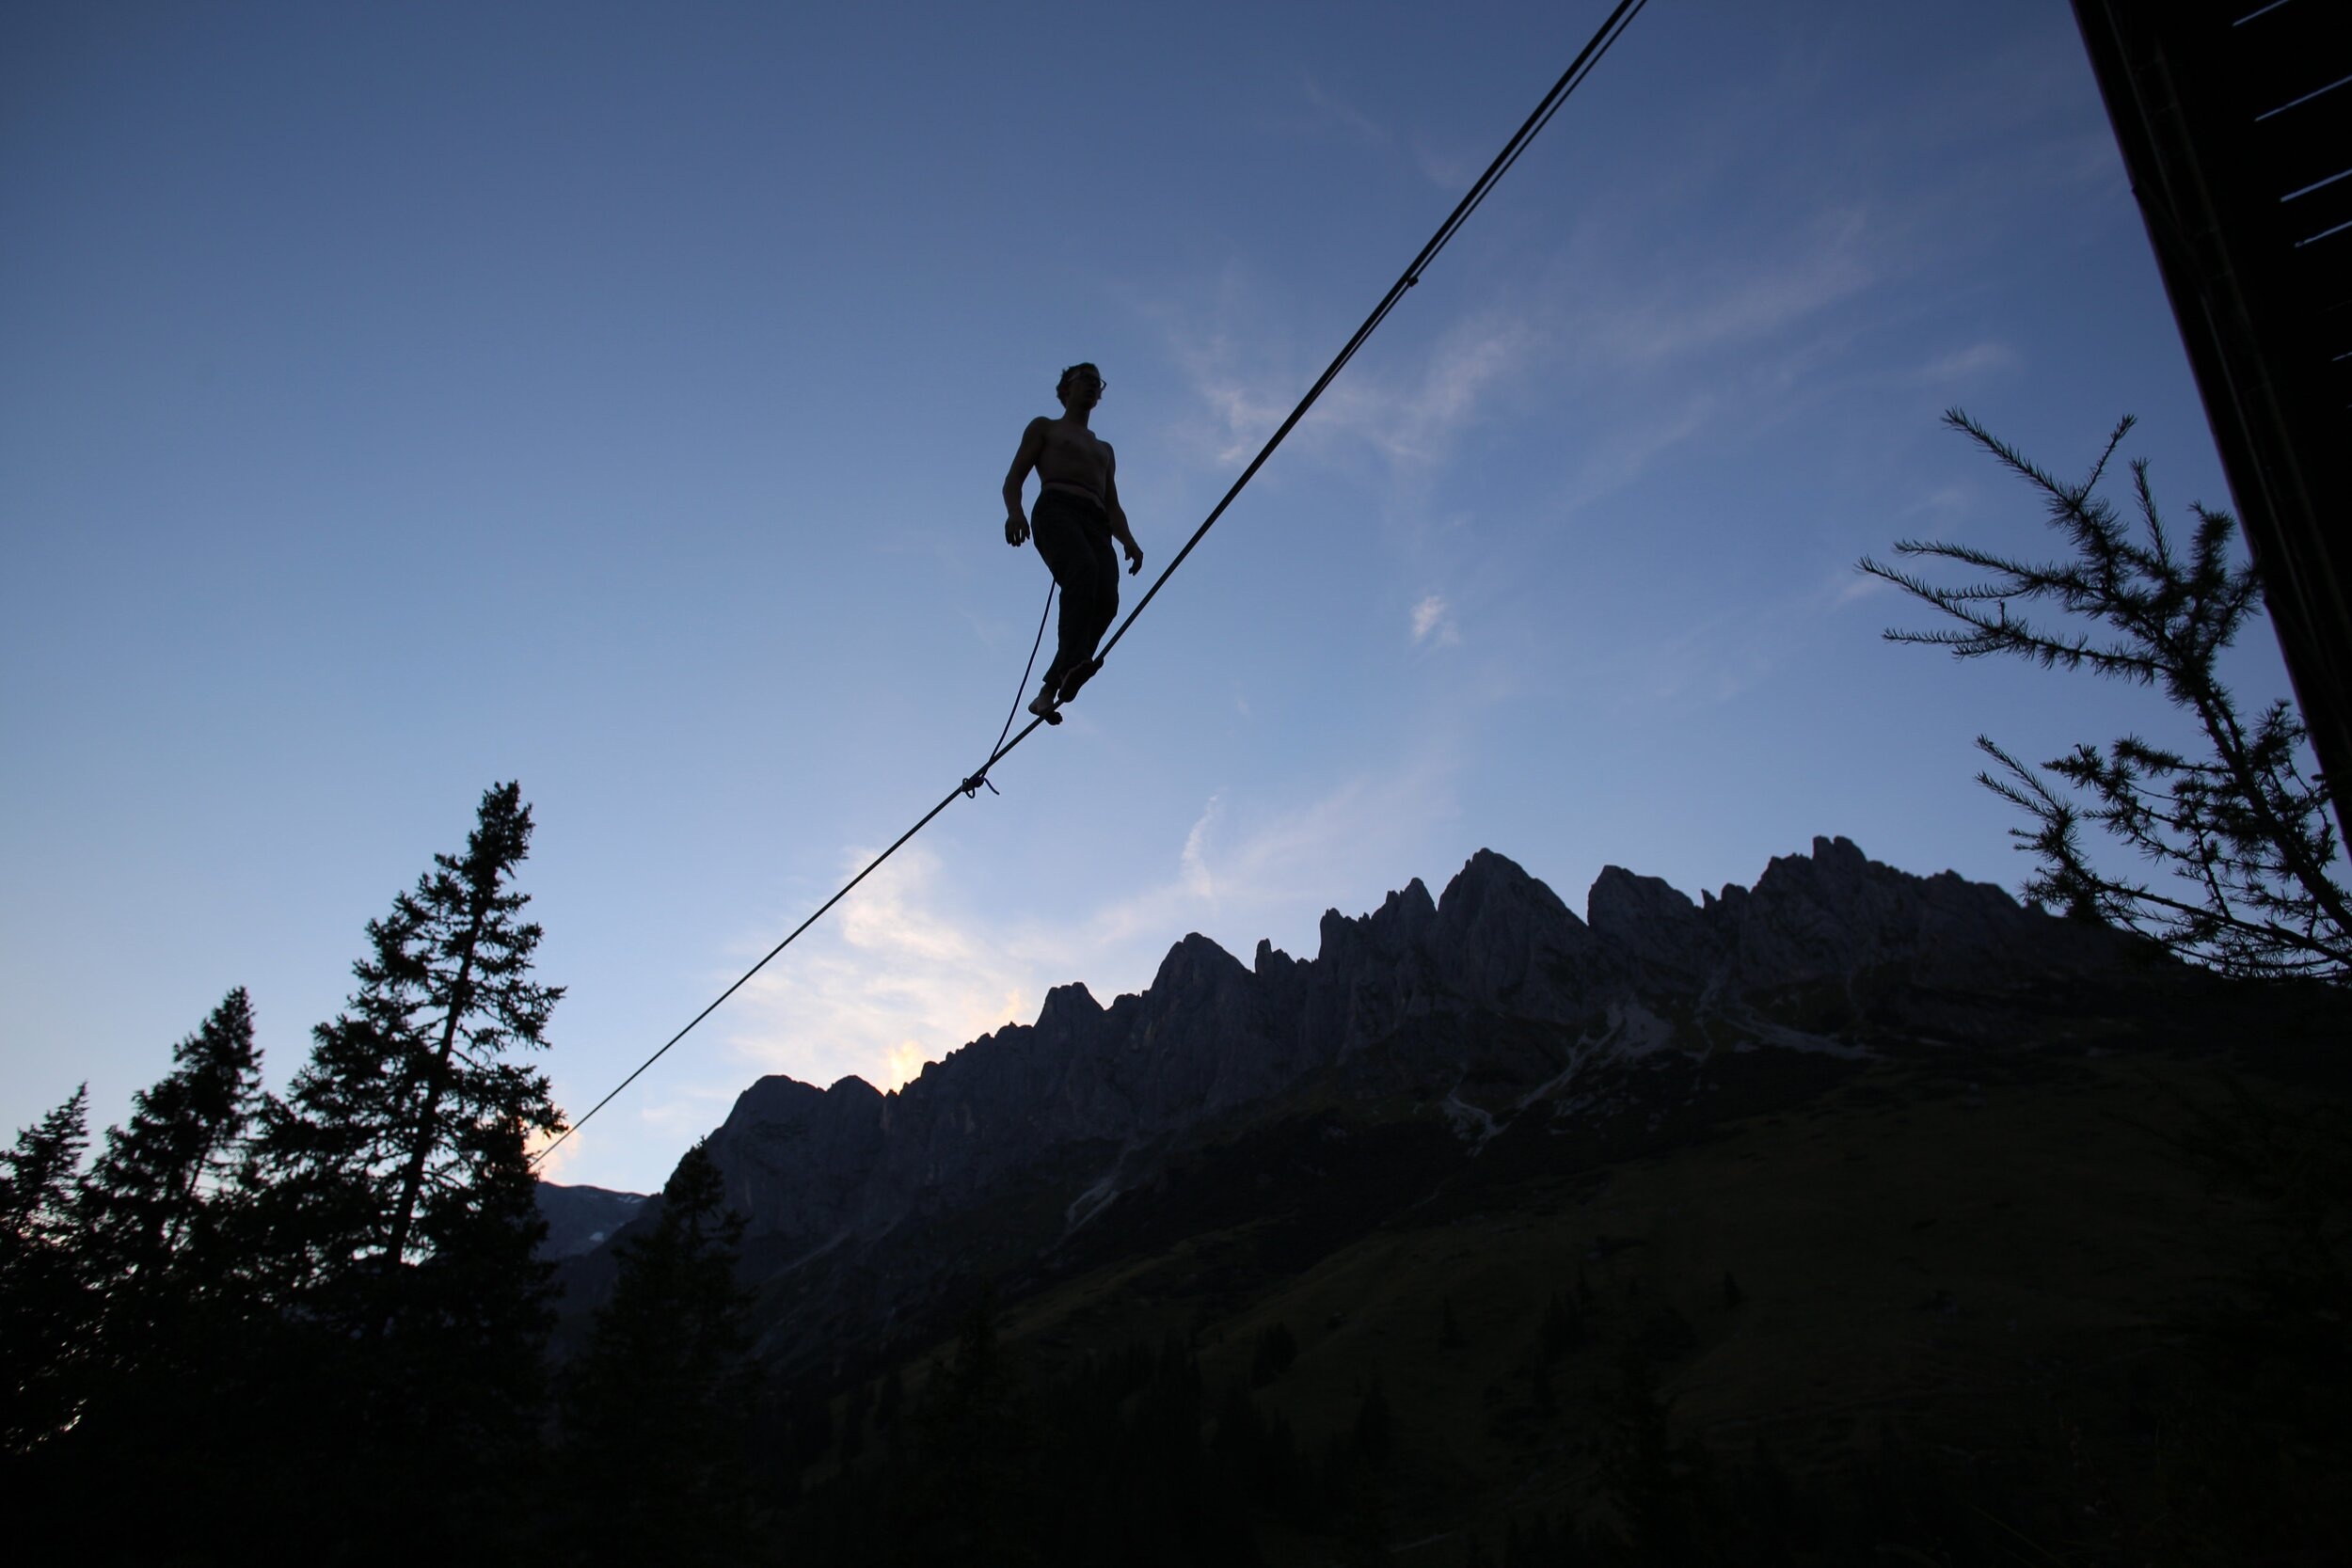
[{"xmin": 1002, "ymin": 362, "xmax": 1144, "ymax": 719}]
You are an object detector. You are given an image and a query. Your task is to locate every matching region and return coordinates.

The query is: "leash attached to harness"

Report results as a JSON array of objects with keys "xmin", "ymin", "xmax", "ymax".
[{"xmin": 964, "ymin": 578, "xmax": 1057, "ymax": 798}]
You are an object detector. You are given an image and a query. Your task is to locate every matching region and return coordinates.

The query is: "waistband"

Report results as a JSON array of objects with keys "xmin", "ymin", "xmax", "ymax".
[{"xmin": 1037, "ymin": 483, "xmax": 1106, "ymax": 515}]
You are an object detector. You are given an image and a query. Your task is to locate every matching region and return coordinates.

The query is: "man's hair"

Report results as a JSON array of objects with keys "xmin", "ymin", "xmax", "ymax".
[{"xmin": 1057, "ymin": 362, "xmax": 1102, "ymax": 404}]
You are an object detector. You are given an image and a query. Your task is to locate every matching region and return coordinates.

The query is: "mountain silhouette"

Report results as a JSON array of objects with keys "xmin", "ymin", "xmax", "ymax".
[{"xmin": 555, "ymin": 836, "xmax": 2204, "ymax": 1371}]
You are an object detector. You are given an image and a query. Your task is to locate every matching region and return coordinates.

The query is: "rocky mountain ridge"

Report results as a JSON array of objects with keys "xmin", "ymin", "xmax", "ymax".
[{"xmin": 557, "ymin": 836, "xmax": 2149, "ymax": 1368}]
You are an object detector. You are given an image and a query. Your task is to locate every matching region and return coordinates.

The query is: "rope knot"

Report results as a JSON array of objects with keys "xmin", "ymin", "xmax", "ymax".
[{"xmin": 961, "ymin": 772, "xmax": 999, "ymax": 800}]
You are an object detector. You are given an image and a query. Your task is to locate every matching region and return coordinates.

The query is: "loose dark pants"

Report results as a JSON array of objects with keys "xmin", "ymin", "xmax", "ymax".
[{"xmin": 1031, "ymin": 488, "xmax": 1120, "ymax": 699}]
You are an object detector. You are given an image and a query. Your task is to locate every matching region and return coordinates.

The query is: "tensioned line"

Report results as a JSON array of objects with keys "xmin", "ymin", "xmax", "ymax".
[{"xmin": 533, "ymin": 0, "xmax": 1651, "ymax": 1166}]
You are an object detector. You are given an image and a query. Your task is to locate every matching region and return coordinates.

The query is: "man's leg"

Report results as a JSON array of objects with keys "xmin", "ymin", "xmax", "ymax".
[
  {"xmin": 1055, "ymin": 525, "xmax": 1121, "ymax": 704},
  {"xmin": 1030, "ymin": 499, "xmax": 1103, "ymax": 709}
]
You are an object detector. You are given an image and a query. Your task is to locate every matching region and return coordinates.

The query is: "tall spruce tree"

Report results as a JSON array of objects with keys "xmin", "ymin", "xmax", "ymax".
[
  {"xmin": 0, "ymin": 1086, "xmax": 92, "ymax": 1455},
  {"xmin": 65, "ymin": 990, "xmax": 264, "ymax": 1461},
  {"xmin": 259, "ymin": 783, "xmax": 563, "ymax": 1313},
  {"xmin": 29, "ymin": 992, "xmax": 275, "ymax": 1559},
  {"xmin": 561, "ymin": 1139, "xmax": 755, "ymax": 1565},
  {"xmin": 81, "ymin": 989, "xmax": 263, "ymax": 1320},
  {"xmin": 250, "ymin": 781, "xmax": 565, "ymax": 1551}
]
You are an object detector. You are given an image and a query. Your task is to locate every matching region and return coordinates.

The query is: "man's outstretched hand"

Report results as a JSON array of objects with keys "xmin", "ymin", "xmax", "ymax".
[
  {"xmin": 1123, "ymin": 539, "xmax": 1144, "ymax": 576},
  {"xmin": 1006, "ymin": 516, "xmax": 1028, "ymax": 546}
]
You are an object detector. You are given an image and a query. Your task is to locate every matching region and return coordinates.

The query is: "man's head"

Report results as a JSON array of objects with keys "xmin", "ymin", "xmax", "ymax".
[{"xmin": 1057, "ymin": 362, "xmax": 1104, "ymax": 409}]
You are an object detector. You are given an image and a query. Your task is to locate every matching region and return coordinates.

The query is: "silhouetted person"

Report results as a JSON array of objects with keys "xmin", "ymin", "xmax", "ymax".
[{"xmin": 1003, "ymin": 362, "xmax": 1143, "ymax": 719}]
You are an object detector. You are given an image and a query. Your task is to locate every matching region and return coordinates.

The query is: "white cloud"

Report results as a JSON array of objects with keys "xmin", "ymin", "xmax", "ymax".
[
  {"xmin": 1902, "ymin": 483, "xmax": 1972, "ymax": 519},
  {"xmin": 1157, "ymin": 193, "xmax": 1889, "ymax": 515},
  {"xmin": 726, "ymin": 845, "xmax": 1040, "ymax": 1094},
  {"xmin": 1411, "ymin": 594, "xmax": 1459, "ymax": 646},
  {"xmin": 526, "ymin": 1122, "xmax": 588, "ymax": 1183},
  {"xmin": 1303, "ymin": 78, "xmax": 1389, "ymax": 146},
  {"xmin": 1410, "ymin": 135, "xmax": 1483, "ymax": 194},
  {"xmin": 1913, "ymin": 341, "xmax": 2017, "ymax": 384},
  {"xmin": 1181, "ymin": 792, "xmax": 1223, "ymax": 899},
  {"xmin": 1835, "ymin": 571, "xmax": 1890, "ymax": 607},
  {"xmin": 1298, "ymin": 78, "xmax": 1477, "ymax": 195},
  {"xmin": 1571, "ymin": 207, "xmax": 1880, "ymax": 372},
  {"xmin": 1553, "ymin": 393, "xmax": 1718, "ymax": 518},
  {"xmin": 1070, "ymin": 755, "xmax": 1460, "ymax": 966},
  {"xmin": 717, "ymin": 754, "xmax": 1464, "ymax": 1103},
  {"xmin": 1168, "ymin": 301, "xmax": 1540, "ymax": 482}
]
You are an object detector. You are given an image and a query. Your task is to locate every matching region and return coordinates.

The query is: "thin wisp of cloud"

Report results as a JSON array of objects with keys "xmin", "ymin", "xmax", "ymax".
[
  {"xmin": 1411, "ymin": 594, "xmax": 1459, "ymax": 646},
  {"xmin": 1168, "ymin": 296, "xmax": 1541, "ymax": 483}
]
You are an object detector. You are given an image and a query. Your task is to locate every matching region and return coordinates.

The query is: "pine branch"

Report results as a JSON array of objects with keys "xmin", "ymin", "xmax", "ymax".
[{"xmin": 1883, "ymin": 417, "xmax": 2346, "ymax": 983}]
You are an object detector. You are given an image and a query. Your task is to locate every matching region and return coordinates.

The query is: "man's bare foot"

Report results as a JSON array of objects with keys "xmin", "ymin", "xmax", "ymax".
[
  {"xmin": 1028, "ymin": 686, "xmax": 1061, "ymax": 721},
  {"xmin": 1057, "ymin": 657, "xmax": 1104, "ymax": 704}
]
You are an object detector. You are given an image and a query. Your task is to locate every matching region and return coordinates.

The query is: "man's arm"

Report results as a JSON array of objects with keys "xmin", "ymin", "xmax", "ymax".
[
  {"xmin": 1104, "ymin": 448, "xmax": 1143, "ymax": 575},
  {"xmin": 1002, "ymin": 417, "xmax": 1047, "ymax": 546}
]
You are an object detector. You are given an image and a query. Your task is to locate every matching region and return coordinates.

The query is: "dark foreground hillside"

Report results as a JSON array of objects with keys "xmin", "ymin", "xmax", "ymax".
[{"xmin": 787, "ymin": 1005, "xmax": 2349, "ymax": 1565}]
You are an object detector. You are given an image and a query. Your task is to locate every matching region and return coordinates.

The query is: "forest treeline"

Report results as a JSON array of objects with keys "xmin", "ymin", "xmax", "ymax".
[
  {"xmin": 7, "ymin": 783, "xmax": 2347, "ymax": 1566},
  {"xmin": 3, "ymin": 782, "xmax": 565, "ymax": 1560}
]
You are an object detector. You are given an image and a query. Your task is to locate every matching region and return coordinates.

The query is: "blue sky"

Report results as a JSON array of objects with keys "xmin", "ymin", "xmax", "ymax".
[{"xmin": 2, "ymin": 1, "xmax": 2307, "ymax": 1194}]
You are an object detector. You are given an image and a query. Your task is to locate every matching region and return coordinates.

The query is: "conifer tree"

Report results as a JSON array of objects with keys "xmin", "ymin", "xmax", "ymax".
[
  {"xmin": 24, "ymin": 992, "xmax": 278, "ymax": 1557},
  {"xmin": 248, "ymin": 782, "xmax": 565, "ymax": 1551},
  {"xmin": 561, "ymin": 1139, "xmax": 755, "ymax": 1565},
  {"xmin": 1593, "ymin": 1338, "xmax": 1723, "ymax": 1564},
  {"xmin": 907, "ymin": 1288, "xmax": 1045, "ymax": 1564},
  {"xmin": 55, "ymin": 990, "xmax": 268, "ymax": 1499},
  {"xmin": 258, "ymin": 782, "xmax": 564, "ymax": 1318},
  {"xmin": 0, "ymin": 1086, "xmax": 92, "ymax": 1454},
  {"xmin": 1250, "ymin": 1319, "xmax": 1297, "ymax": 1386},
  {"xmin": 81, "ymin": 989, "xmax": 262, "ymax": 1325}
]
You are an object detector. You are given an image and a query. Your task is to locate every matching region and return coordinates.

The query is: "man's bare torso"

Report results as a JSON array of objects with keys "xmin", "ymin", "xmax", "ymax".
[
  {"xmin": 1034, "ymin": 416, "xmax": 1113, "ymax": 502},
  {"xmin": 1002, "ymin": 366, "xmax": 1138, "ymax": 569}
]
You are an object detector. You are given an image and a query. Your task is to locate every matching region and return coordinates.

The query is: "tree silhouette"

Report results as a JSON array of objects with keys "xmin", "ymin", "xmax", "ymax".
[
  {"xmin": 906, "ymin": 1288, "xmax": 1044, "ymax": 1564},
  {"xmin": 1250, "ymin": 1319, "xmax": 1297, "ymax": 1386},
  {"xmin": 246, "ymin": 782, "xmax": 565, "ymax": 1553},
  {"xmin": 80, "ymin": 990, "xmax": 263, "ymax": 1355},
  {"xmin": 0, "ymin": 1086, "xmax": 92, "ymax": 1454},
  {"xmin": 1591, "ymin": 1338, "xmax": 1713, "ymax": 1563},
  {"xmin": 55, "ymin": 990, "xmax": 270, "ymax": 1544},
  {"xmin": 257, "ymin": 782, "xmax": 563, "ymax": 1310},
  {"xmin": 1861, "ymin": 411, "xmax": 2347, "ymax": 980},
  {"xmin": 561, "ymin": 1138, "xmax": 756, "ymax": 1566}
]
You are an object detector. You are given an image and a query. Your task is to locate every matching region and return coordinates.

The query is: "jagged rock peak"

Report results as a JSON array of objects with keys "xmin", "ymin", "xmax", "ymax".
[
  {"xmin": 1378, "ymin": 878, "xmax": 1438, "ymax": 927},
  {"xmin": 1758, "ymin": 834, "xmax": 1951, "ymax": 902},
  {"xmin": 1438, "ymin": 848, "xmax": 1579, "ymax": 928},
  {"xmin": 1586, "ymin": 864, "xmax": 1697, "ymax": 929},
  {"xmin": 721, "ymin": 1071, "xmax": 888, "ymax": 1132},
  {"xmin": 1586, "ymin": 864, "xmax": 1713, "ymax": 974},
  {"xmin": 1036, "ymin": 981, "xmax": 1103, "ymax": 1030},
  {"xmin": 1154, "ymin": 931, "xmax": 1246, "ymax": 984},
  {"xmin": 724, "ymin": 1072, "xmax": 827, "ymax": 1126},
  {"xmin": 1816, "ymin": 834, "xmax": 1865, "ymax": 865}
]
